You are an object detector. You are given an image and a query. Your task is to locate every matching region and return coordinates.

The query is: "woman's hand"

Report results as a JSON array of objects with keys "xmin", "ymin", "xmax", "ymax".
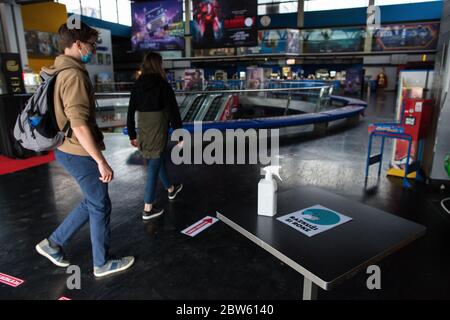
[
  {"xmin": 130, "ymin": 139, "xmax": 138, "ymax": 148},
  {"xmin": 177, "ymin": 140, "xmax": 184, "ymax": 149}
]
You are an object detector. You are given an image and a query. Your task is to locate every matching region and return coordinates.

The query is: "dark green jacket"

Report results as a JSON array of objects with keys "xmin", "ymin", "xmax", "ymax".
[{"xmin": 127, "ymin": 74, "xmax": 182, "ymax": 159}]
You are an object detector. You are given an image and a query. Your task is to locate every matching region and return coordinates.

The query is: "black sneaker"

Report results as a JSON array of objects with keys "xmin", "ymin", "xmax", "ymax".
[
  {"xmin": 168, "ymin": 183, "xmax": 183, "ymax": 200},
  {"xmin": 142, "ymin": 207, "xmax": 164, "ymax": 220}
]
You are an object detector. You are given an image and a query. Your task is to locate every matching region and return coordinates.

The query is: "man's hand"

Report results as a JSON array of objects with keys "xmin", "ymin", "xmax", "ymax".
[
  {"xmin": 98, "ymin": 161, "xmax": 114, "ymax": 183},
  {"xmin": 72, "ymin": 125, "xmax": 112, "ymax": 183},
  {"xmin": 177, "ymin": 140, "xmax": 184, "ymax": 149},
  {"xmin": 130, "ymin": 139, "xmax": 138, "ymax": 148}
]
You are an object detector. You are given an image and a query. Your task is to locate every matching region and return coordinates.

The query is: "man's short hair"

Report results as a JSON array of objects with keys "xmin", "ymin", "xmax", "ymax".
[{"xmin": 58, "ymin": 22, "xmax": 99, "ymax": 52}]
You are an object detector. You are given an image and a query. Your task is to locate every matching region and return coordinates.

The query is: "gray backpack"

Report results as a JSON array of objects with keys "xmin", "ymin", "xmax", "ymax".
[{"xmin": 14, "ymin": 69, "xmax": 72, "ymax": 152}]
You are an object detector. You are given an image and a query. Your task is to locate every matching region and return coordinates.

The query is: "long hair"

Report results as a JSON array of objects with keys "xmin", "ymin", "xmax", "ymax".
[{"xmin": 140, "ymin": 51, "xmax": 166, "ymax": 80}]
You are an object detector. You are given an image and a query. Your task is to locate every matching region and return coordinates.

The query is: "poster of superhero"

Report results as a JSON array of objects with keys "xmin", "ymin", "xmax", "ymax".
[
  {"xmin": 372, "ymin": 22, "xmax": 439, "ymax": 52},
  {"xmin": 131, "ymin": 0, "xmax": 184, "ymax": 51},
  {"xmin": 301, "ymin": 28, "xmax": 365, "ymax": 53},
  {"xmin": 192, "ymin": 0, "xmax": 257, "ymax": 49}
]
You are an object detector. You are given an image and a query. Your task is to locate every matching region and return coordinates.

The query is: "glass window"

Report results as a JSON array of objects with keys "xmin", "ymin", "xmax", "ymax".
[
  {"xmin": 304, "ymin": 0, "xmax": 370, "ymax": 11},
  {"xmin": 375, "ymin": 0, "xmax": 440, "ymax": 5},
  {"xmin": 117, "ymin": 0, "xmax": 131, "ymax": 26},
  {"xmin": 81, "ymin": 0, "xmax": 100, "ymax": 18},
  {"xmin": 100, "ymin": 0, "xmax": 118, "ymax": 23},
  {"xmin": 56, "ymin": 0, "xmax": 82, "ymax": 14},
  {"xmin": 258, "ymin": 0, "xmax": 298, "ymax": 15}
]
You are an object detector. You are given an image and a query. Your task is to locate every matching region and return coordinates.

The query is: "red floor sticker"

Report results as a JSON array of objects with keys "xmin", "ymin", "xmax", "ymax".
[
  {"xmin": 181, "ymin": 216, "xmax": 219, "ymax": 237},
  {"xmin": 0, "ymin": 272, "xmax": 24, "ymax": 287}
]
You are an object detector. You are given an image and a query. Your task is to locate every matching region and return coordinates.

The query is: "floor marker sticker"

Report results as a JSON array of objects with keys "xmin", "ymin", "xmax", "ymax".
[
  {"xmin": 181, "ymin": 216, "xmax": 218, "ymax": 237},
  {"xmin": 0, "ymin": 272, "xmax": 24, "ymax": 288}
]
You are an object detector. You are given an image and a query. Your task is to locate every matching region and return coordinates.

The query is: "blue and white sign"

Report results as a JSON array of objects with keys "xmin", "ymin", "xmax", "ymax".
[{"xmin": 277, "ymin": 205, "xmax": 352, "ymax": 237}]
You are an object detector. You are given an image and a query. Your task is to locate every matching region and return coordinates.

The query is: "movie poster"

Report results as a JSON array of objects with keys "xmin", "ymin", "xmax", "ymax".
[
  {"xmin": 192, "ymin": 0, "xmax": 257, "ymax": 49},
  {"xmin": 260, "ymin": 29, "xmax": 300, "ymax": 54},
  {"xmin": 372, "ymin": 22, "xmax": 439, "ymax": 52},
  {"xmin": 245, "ymin": 67, "xmax": 264, "ymax": 97},
  {"xmin": 131, "ymin": 0, "xmax": 184, "ymax": 51},
  {"xmin": 184, "ymin": 69, "xmax": 204, "ymax": 91},
  {"xmin": 344, "ymin": 68, "xmax": 363, "ymax": 94},
  {"xmin": 237, "ymin": 29, "xmax": 300, "ymax": 55},
  {"xmin": 25, "ymin": 31, "xmax": 59, "ymax": 57},
  {"xmin": 301, "ymin": 28, "xmax": 365, "ymax": 53}
]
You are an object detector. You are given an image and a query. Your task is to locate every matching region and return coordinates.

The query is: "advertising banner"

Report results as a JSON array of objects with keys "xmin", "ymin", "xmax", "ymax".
[
  {"xmin": 246, "ymin": 67, "xmax": 264, "ymax": 90},
  {"xmin": 184, "ymin": 69, "xmax": 205, "ymax": 91},
  {"xmin": 0, "ymin": 53, "xmax": 26, "ymax": 94},
  {"xmin": 25, "ymin": 31, "xmax": 59, "ymax": 57},
  {"xmin": 237, "ymin": 29, "xmax": 300, "ymax": 55},
  {"xmin": 301, "ymin": 28, "xmax": 365, "ymax": 53},
  {"xmin": 372, "ymin": 22, "xmax": 439, "ymax": 52},
  {"xmin": 192, "ymin": 0, "xmax": 257, "ymax": 49},
  {"xmin": 85, "ymin": 28, "xmax": 114, "ymax": 90},
  {"xmin": 131, "ymin": 0, "xmax": 184, "ymax": 51},
  {"xmin": 344, "ymin": 68, "xmax": 363, "ymax": 94}
]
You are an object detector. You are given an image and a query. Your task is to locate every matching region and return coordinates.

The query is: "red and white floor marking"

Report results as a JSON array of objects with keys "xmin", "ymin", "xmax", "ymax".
[
  {"xmin": 0, "ymin": 272, "xmax": 24, "ymax": 288},
  {"xmin": 181, "ymin": 216, "xmax": 218, "ymax": 237}
]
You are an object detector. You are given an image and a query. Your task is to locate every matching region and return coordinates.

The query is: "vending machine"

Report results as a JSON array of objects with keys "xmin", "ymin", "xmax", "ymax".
[{"xmin": 388, "ymin": 70, "xmax": 434, "ymax": 178}]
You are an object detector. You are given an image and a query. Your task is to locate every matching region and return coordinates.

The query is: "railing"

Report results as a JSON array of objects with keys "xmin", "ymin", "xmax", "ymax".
[{"xmin": 94, "ymin": 85, "xmax": 333, "ymax": 115}]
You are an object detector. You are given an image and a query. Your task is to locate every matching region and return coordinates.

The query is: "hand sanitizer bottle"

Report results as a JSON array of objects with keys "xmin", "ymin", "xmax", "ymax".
[{"xmin": 258, "ymin": 166, "xmax": 282, "ymax": 217}]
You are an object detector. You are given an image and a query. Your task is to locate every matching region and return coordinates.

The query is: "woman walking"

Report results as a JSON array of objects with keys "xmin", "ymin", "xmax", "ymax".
[{"xmin": 127, "ymin": 51, "xmax": 183, "ymax": 220}]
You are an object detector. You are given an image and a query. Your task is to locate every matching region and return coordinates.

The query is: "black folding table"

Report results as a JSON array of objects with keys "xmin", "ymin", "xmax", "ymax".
[{"xmin": 217, "ymin": 186, "xmax": 426, "ymax": 300}]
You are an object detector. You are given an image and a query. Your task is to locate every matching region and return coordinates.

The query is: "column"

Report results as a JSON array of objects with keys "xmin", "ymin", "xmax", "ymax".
[
  {"xmin": 184, "ymin": 0, "xmax": 192, "ymax": 58},
  {"xmin": 0, "ymin": 1, "xmax": 28, "ymax": 68},
  {"xmin": 297, "ymin": 0, "xmax": 305, "ymax": 28},
  {"xmin": 297, "ymin": 0, "xmax": 305, "ymax": 56},
  {"xmin": 364, "ymin": 0, "xmax": 376, "ymax": 53}
]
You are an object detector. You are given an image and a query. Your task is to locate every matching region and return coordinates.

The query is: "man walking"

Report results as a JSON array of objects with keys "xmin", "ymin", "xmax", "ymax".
[{"xmin": 35, "ymin": 22, "xmax": 134, "ymax": 278}]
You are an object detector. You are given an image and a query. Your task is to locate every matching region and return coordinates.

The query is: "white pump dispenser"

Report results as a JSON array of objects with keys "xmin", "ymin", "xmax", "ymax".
[{"xmin": 258, "ymin": 166, "xmax": 282, "ymax": 217}]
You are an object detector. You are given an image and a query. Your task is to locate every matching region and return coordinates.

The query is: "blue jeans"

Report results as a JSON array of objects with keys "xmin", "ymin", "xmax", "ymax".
[
  {"xmin": 50, "ymin": 149, "xmax": 111, "ymax": 267},
  {"xmin": 144, "ymin": 154, "xmax": 171, "ymax": 204}
]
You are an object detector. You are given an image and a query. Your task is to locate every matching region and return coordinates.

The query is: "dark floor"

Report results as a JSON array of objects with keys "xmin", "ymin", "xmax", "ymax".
[{"xmin": 1, "ymin": 91, "xmax": 449, "ymax": 300}]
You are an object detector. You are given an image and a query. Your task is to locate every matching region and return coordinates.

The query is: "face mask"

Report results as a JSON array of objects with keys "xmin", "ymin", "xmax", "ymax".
[{"xmin": 79, "ymin": 45, "xmax": 93, "ymax": 64}]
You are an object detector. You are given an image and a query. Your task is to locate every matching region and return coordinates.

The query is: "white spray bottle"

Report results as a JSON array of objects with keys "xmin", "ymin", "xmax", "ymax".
[{"xmin": 258, "ymin": 166, "xmax": 282, "ymax": 217}]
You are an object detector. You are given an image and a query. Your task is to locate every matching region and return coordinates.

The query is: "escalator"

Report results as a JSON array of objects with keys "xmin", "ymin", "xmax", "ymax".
[
  {"xmin": 194, "ymin": 94, "xmax": 222, "ymax": 121},
  {"xmin": 203, "ymin": 95, "xmax": 227, "ymax": 121},
  {"xmin": 182, "ymin": 94, "xmax": 207, "ymax": 122},
  {"xmin": 179, "ymin": 94, "xmax": 197, "ymax": 110},
  {"xmin": 180, "ymin": 93, "xmax": 233, "ymax": 122}
]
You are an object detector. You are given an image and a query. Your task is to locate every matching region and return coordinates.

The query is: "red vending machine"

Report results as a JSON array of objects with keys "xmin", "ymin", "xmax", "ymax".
[{"xmin": 388, "ymin": 98, "xmax": 433, "ymax": 177}]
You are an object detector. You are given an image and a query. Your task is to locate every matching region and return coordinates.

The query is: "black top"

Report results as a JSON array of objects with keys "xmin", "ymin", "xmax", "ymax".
[
  {"xmin": 127, "ymin": 74, "xmax": 183, "ymax": 140},
  {"xmin": 217, "ymin": 185, "xmax": 426, "ymax": 290}
]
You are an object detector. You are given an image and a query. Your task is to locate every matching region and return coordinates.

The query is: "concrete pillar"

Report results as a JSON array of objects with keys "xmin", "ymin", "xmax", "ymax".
[
  {"xmin": 364, "ymin": 0, "xmax": 376, "ymax": 53},
  {"xmin": 297, "ymin": 0, "xmax": 304, "ymax": 28},
  {"xmin": 0, "ymin": 1, "xmax": 28, "ymax": 68},
  {"xmin": 297, "ymin": 0, "xmax": 305, "ymax": 55},
  {"xmin": 424, "ymin": 0, "xmax": 450, "ymax": 180},
  {"xmin": 184, "ymin": 0, "xmax": 192, "ymax": 58}
]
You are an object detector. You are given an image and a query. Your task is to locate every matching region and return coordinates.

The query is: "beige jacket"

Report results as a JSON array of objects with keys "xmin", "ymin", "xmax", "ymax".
[{"xmin": 42, "ymin": 55, "xmax": 104, "ymax": 156}]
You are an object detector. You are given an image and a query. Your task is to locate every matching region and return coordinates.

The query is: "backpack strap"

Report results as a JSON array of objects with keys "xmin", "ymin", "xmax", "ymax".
[
  {"xmin": 61, "ymin": 121, "xmax": 73, "ymax": 139},
  {"xmin": 43, "ymin": 66, "xmax": 78, "ymax": 139}
]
